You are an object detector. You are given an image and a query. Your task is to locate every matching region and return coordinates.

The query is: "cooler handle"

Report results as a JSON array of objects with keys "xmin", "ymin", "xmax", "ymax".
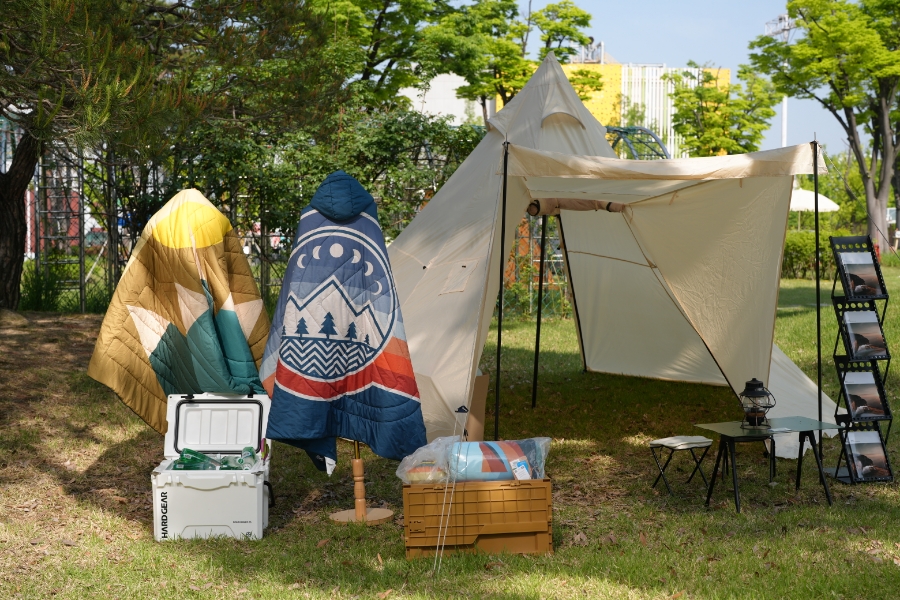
[{"xmin": 264, "ymin": 480, "xmax": 275, "ymax": 508}]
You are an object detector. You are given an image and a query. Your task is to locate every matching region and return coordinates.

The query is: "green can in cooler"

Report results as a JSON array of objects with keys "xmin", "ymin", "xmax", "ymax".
[{"xmin": 238, "ymin": 446, "xmax": 257, "ymax": 466}]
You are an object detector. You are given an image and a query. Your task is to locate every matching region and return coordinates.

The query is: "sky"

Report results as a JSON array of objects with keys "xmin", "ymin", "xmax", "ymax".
[{"xmin": 521, "ymin": 0, "xmax": 848, "ymax": 153}]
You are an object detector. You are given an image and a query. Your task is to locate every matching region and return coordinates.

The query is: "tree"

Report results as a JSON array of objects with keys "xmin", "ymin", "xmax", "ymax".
[
  {"xmin": 665, "ymin": 62, "xmax": 781, "ymax": 157},
  {"xmin": 425, "ymin": 0, "xmax": 531, "ymax": 122},
  {"xmin": 269, "ymin": 108, "xmax": 484, "ymax": 239},
  {"xmin": 106, "ymin": 0, "xmax": 353, "ymax": 242},
  {"xmin": 749, "ymin": 0, "xmax": 900, "ymax": 251},
  {"xmin": 620, "ymin": 97, "xmax": 647, "ymax": 127},
  {"xmin": 428, "ymin": 0, "xmax": 596, "ymax": 124},
  {"xmin": 311, "ymin": 0, "xmax": 451, "ymax": 107},
  {"xmin": 0, "ymin": 0, "xmax": 178, "ymax": 310},
  {"xmin": 532, "ymin": 0, "xmax": 592, "ymax": 63},
  {"xmin": 296, "ymin": 317, "xmax": 308, "ymax": 337},
  {"xmin": 1, "ymin": 0, "xmax": 350, "ymax": 310},
  {"xmin": 346, "ymin": 322, "xmax": 358, "ymax": 340},
  {"xmin": 797, "ymin": 149, "xmax": 867, "ymax": 233},
  {"xmin": 568, "ymin": 69, "xmax": 604, "ymax": 102},
  {"xmin": 319, "ymin": 312, "xmax": 338, "ymax": 338}
]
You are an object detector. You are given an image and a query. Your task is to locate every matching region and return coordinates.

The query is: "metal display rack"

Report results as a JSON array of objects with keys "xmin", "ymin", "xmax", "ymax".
[
  {"xmin": 832, "ymin": 358, "xmax": 892, "ymax": 440},
  {"xmin": 828, "ymin": 236, "xmax": 894, "ymax": 483},
  {"xmin": 831, "ymin": 299, "xmax": 890, "ymax": 363}
]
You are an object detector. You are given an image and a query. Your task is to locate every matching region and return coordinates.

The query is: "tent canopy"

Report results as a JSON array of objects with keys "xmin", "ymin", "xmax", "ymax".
[{"xmin": 389, "ymin": 54, "xmax": 835, "ymax": 458}]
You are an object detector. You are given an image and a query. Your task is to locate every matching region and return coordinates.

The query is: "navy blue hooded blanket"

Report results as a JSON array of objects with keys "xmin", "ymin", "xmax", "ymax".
[{"xmin": 260, "ymin": 171, "xmax": 427, "ymax": 473}]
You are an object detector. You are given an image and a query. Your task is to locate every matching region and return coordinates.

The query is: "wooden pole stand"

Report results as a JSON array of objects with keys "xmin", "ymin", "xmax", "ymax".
[{"xmin": 329, "ymin": 441, "xmax": 393, "ymax": 526}]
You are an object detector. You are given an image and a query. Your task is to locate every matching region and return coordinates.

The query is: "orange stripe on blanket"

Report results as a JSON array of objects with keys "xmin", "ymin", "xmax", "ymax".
[
  {"xmin": 382, "ymin": 336, "xmax": 412, "ymax": 360},
  {"xmin": 374, "ymin": 347, "xmax": 416, "ymax": 380},
  {"xmin": 263, "ymin": 373, "xmax": 276, "ymax": 397},
  {"xmin": 275, "ymin": 358, "xmax": 420, "ymax": 400},
  {"xmin": 495, "ymin": 441, "xmax": 526, "ymax": 464},
  {"xmin": 478, "ymin": 443, "xmax": 509, "ymax": 473},
  {"xmin": 495, "ymin": 441, "xmax": 529, "ymax": 474}
]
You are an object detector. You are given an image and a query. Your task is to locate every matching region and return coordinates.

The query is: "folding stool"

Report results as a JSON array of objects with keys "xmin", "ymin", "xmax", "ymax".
[{"xmin": 649, "ymin": 435, "xmax": 713, "ymax": 495}]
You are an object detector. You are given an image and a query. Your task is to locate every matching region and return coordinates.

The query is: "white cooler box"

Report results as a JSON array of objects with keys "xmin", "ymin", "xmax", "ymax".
[{"xmin": 152, "ymin": 393, "xmax": 273, "ymax": 541}]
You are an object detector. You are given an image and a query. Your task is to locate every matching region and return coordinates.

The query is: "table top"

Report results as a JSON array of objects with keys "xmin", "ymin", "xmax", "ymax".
[{"xmin": 695, "ymin": 416, "xmax": 839, "ymax": 438}]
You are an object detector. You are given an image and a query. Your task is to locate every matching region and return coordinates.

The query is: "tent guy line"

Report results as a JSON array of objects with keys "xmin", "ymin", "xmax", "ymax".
[{"xmin": 566, "ymin": 252, "xmax": 655, "ymax": 269}]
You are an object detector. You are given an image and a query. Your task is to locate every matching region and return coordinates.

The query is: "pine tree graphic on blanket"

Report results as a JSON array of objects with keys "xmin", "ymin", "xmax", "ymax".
[{"xmin": 279, "ymin": 277, "xmax": 390, "ymax": 380}]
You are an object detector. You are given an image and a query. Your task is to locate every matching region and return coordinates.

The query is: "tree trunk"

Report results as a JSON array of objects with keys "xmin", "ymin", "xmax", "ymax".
[
  {"xmin": 844, "ymin": 107, "xmax": 894, "ymax": 254},
  {"xmin": 480, "ymin": 96, "xmax": 491, "ymax": 130},
  {"xmin": 866, "ymin": 141, "xmax": 896, "ymax": 255},
  {"xmin": 869, "ymin": 90, "xmax": 899, "ymax": 255},
  {"xmin": 0, "ymin": 132, "xmax": 41, "ymax": 310},
  {"xmin": 868, "ymin": 182, "xmax": 891, "ymax": 255},
  {"xmin": 894, "ymin": 153, "xmax": 900, "ymax": 250}
]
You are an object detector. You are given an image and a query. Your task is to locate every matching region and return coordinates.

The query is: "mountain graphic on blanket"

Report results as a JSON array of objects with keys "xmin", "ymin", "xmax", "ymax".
[
  {"xmin": 260, "ymin": 171, "xmax": 427, "ymax": 472},
  {"xmin": 278, "ymin": 279, "xmax": 385, "ymax": 379},
  {"xmin": 88, "ymin": 189, "xmax": 268, "ymax": 434}
]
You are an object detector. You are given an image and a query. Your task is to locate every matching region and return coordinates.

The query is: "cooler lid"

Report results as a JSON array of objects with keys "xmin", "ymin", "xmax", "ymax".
[{"xmin": 164, "ymin": 393, "xmax": 271, "ymax": 460}]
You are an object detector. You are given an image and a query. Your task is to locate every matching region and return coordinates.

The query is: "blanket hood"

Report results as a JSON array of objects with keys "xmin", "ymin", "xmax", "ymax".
[{"xmin": 309, "ymin": 170, "xmax": 375, "ymax": 221}]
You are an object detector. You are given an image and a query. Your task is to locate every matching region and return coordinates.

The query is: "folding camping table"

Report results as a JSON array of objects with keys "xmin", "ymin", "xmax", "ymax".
[{"xmin": 696, "ymin": 417, "xmax": 835, "ymax": 513}]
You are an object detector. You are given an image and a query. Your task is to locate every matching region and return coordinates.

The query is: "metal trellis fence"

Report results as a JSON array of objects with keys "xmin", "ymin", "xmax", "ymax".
[
  {"xmin": 502, "ymin": 215, "xmax": 571, "ymax": 319},
  {"xmin": 10, "ymin": 136, "xmax": 573, "ymax": 318}
]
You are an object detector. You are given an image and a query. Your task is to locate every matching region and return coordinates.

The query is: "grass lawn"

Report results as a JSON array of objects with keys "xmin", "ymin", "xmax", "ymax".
[{"xmin": 3, "ymin": 271, "xmax": 900, "ymax": 599}]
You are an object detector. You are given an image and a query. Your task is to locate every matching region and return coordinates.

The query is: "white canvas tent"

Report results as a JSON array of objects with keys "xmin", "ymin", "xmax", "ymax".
[{"xmin": 389, "ymin": 54, "xmax": 836, "ymax": 457}]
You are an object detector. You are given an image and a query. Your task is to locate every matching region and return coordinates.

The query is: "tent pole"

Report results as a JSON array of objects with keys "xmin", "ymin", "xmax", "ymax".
[
  {"xmin": 495, "ymin": 142, "xmax": 510, "ymax": 441},
  {"xmin": 814, "ymin": 140, "xmax": 823, "ymax": 458},
  {"xmin": 531, "ymin": 214, "xmax": 548, "ymax": 409},
  {"xmin": 558, "ymin": 216, "xmax": 587, "ymax": 372}
]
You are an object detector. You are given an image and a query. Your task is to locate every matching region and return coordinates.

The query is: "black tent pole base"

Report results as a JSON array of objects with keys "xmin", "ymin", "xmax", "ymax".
[{"xmin": 531, "ymin": 214, "xmax": 548, "ymax": 409}]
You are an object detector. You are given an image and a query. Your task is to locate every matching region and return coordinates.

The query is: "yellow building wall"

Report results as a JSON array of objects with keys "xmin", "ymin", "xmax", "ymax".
[
  {"xmin": 495, "ymin": 64, "xmax": 732, "ymax": 154},
  {"xmin": 494, "ymin": 64, "xmax": 623, "ymax": 126},
  {"xmin": 560, "ymin": 63, "xmax": 622, "ymax": 127}
]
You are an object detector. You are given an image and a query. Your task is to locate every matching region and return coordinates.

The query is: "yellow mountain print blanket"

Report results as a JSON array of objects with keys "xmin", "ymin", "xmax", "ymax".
[{"xmin": 88, "ymin": 189, "xmax": 269, "ymax": 433}]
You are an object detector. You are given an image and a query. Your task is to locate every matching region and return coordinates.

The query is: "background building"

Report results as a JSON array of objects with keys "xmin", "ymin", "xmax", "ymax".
[
  {"xmin": 402, "ymin": 47, "xmax": 728, "ymax": 159},
  {"xmin": 400, "ymin": 74, "xmax": 495, "ymax": 127},
  {"xmin": 562, "ymin": 57, "xmax": 725, "ymax": 158}
]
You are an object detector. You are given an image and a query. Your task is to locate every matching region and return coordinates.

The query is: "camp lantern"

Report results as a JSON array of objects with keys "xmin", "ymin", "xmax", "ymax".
[{"xmin": 739, "ymin": 378, "xmax": 776, "ymax": 429}]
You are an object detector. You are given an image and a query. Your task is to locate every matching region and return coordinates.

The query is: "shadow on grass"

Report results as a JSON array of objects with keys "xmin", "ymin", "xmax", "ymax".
[
  {"xmin": 481, "ymin": 342, "xmax": 740, "ymax": 444},
  {"xmin": 5, "ymin": 313, "xmax": 900, "ymax": 598}
]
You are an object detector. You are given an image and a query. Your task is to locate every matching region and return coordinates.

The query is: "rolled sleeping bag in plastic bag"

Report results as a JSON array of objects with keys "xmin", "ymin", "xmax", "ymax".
[
  {"xmin": 395, "ymin": 436, "xmax": 457, "ymax": 484},
  {"xmin": 448, "ymin": 438, "xmax": 551, "ymax": 482}
]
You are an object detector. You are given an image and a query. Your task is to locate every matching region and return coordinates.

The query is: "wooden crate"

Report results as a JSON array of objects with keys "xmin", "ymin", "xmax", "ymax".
[{"xmin": 402, "ymin": 479, "xmax": 552, "ymax": 558}]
